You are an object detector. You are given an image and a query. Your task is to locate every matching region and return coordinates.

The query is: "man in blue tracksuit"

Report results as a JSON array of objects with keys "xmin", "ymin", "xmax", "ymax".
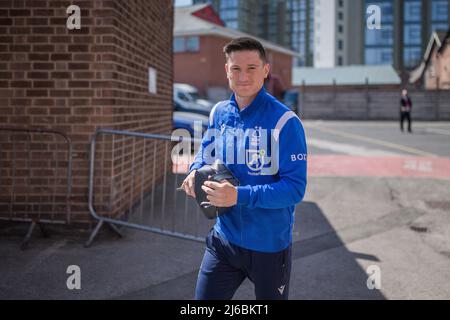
[{"xmin": 180, "ymin": 37, "xmax": 307, "ymax": 300}]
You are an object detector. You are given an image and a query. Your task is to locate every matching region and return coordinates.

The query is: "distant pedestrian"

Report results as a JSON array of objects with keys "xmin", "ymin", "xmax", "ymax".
[{"xmin": 400, "ymin": 89, "xmax": 412, "ymax": 133}]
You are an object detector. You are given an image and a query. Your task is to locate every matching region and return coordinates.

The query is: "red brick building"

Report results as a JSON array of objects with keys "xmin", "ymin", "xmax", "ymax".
[
  {"xmin": 174, "ymin": 4, "xmax": 298, "ymax": 101},
  {"xmin": 0, "ymin": 0, "xmax": 174, "ymax": 226}
]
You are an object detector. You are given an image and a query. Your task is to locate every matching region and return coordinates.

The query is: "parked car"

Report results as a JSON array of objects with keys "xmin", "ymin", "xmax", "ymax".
[
  {"xmin": 172, "ymin": 111, "xmax": 208, "ymax": 136},
  {"xmin": 174, "ymin": 83, "xmax": 214, "ymax": 117}
]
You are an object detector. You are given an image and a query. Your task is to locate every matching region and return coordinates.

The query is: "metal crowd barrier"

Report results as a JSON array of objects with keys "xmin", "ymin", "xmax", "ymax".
[
  {"xmin": 0, "ymin": 127, "xmax": 73, "ymax": 249},
  {"xmin": 85, "ymin": 129, "xmax": 213, "ymax": 247}
]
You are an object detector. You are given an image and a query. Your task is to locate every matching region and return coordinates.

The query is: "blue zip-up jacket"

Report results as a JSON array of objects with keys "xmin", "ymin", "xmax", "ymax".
[{"xmin": 189, "ymin": 87, "xmax": 307, "ymax": 253}]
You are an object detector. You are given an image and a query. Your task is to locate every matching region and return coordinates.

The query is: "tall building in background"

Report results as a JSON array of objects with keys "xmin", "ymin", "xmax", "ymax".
[
  {"xmin": 314, "ymin": 0, "xmax": 364, "ymax": 67},
  {"xmin": 192, "ymin": 0, "xmax": 259, "ymax": 34},
  {"xmin": 193, "ymin": 0, "xmax": 315, "ymax": 66},
  {"xmin": 258, "ymin": 0, "xmax": 315, "ymax": 66},
  {"xmin": 314, "ymin": 0, "xmax": 450, "ymax": 69},
  {"xmin": 364, "ymin": 0, "xmax": 450, "ymax": 70},
  {"xmin": 189, "ymin": 0, "xmax": 450, "ymax": 70}
]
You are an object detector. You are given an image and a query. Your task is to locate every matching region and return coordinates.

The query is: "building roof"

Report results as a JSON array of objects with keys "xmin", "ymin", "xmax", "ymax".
[
  {"xmin": 409, "ymin": 29, "xmax": 450, "ymax": 84},
  {"xmin": 292, "ymin": 65, "xmax": 401, "ymax": 86},
  {"xmin": 174, "ymin": 4, "xmax": 300, "ymax": 57}
]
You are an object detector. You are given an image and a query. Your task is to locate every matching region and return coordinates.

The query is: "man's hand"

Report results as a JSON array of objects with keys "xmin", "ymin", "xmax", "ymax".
[
  {"xmin": 181, "ymin": 170, "xmax": 196, "ymax": 198},
  {"xmin": 201, "ymin": 180, "xmax": 238, "ymax": 207}
]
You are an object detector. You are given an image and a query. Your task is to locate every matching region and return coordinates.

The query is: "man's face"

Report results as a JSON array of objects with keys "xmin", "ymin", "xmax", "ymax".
[
  {"xmin": 402, "ymin": 89, "xmax": 408, "ymax": 96},
  {"xmin": 225, "ymin": 50, "xmax": 270, "ymax": 99}
]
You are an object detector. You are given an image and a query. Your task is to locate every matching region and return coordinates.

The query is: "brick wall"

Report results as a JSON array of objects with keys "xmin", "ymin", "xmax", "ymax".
[
  {"xmin": 0, "ymin": 0, "xmax": 174, "ymax": 225},
  {"xmin": 266, "ymin": 50, "xmax": 292, "ymax": 91},
  {"xmin": 174, "ymin": 35, "xmax": 221, "ymax": 97}
]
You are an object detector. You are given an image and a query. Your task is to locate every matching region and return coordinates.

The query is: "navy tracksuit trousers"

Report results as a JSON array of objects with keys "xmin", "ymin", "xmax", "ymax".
[{"xmin": 195, "ymin": 228, "xmax": 292, "ymax": 300}]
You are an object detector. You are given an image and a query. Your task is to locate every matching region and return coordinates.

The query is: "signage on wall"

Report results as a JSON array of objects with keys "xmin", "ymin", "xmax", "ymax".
[{"xmin": 149, "ymin": 67, "xmax": 157, "ymax": 94}]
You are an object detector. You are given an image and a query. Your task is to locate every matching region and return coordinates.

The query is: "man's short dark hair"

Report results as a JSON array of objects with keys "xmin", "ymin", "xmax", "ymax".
[{"xmin": 223, "ymin": 37, "xmax": 267, "ymax": 63}]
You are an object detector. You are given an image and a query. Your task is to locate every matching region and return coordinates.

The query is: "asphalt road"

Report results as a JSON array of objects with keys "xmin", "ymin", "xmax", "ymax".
[{"xmin": 304, "ymin": 120, "xmax": 450, "ymax": 157}]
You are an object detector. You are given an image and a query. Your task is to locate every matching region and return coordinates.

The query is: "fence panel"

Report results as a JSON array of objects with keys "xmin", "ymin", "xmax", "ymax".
[
  {"xmin": 0, "ymin": 127, "xmax": 73, "ymax": 248},
  {"xmin": 85, "ymin": 129, "xmax": 214, "ymax": 247},
  {"xmin": 299, "ymin": 88, "xmax": 450, "ymax": 120}
]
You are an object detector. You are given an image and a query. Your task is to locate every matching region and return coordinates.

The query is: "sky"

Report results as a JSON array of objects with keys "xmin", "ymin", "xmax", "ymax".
[{"xmin": 175, "ymin": 0, "xmax": 193, "ymax": 7}]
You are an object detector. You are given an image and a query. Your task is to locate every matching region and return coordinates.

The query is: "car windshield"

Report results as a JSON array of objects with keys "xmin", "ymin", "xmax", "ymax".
[{"xmin": 188, "ymin": 92, "xmax": 200, "ymax": 101}]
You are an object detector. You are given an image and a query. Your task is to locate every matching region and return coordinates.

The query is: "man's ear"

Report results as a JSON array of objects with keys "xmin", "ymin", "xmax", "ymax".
[
  {"xmin": 264, "ymin": 63, "xmax": 270, "ymax": 78},
  {"xmin": 225, "ymin": 63, "xmax": 229, "ymax": 78}
]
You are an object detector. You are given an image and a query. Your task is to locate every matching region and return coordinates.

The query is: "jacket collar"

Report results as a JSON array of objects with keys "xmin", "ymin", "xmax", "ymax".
[{"xmin": 229, "ymin": 86, "xmax": 267, "ymax": 118}]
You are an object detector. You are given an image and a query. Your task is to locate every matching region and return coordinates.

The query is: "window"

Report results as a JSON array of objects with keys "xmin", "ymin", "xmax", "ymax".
[
  {"xmin": 300, "ymin": 10, "xmax": 306, "ymax": 20},
  {"xmin": 404, "ymin": 0, "xmax": 422, "ymax": 22},
  {"xmin": 220, "ymin": 0, "xmax": 237, "ymax": 10},
  {"xmin": 365, "ymin": 25, "xmax": 394, "ymax": 45},
  {"xmin": 300, "ymin": 1, "xmax": 306, "ymax": 10},
  {"xmin": 338, "ymin": 11, "xmax": 343, "ymax": 20},
  {"xmin": 431, "ymin": 22, "xmax": 449, "ymax": 32},
  {"xmin": 338, "ymin": 24, "xmax": 343, "ymax": 33},
  {"xmin": 381, "ymin": 50, "xmax": 392, "ymax": 62},
  {"xmin": 177, "ymin": 92, "xmax": 190, "ymax": 102},
  {"xmin": 404, "ymin": 24, "xmax": 421, "ymax": 45},
  {"xmin": 173, "ymin": 37, "xmax": 185, "ymax": 53},
  {"xmin": 381, "ymin": 3, "xmax": 394, "ymax": 22},
  {"xmin": 173, "ymin": 36, "xmax": 199, "ymax": 53},
  {"xmin": 299, "ymin": 23, "xmax": 306, "ymax": 32},
  {"xmin": 403, "ymin": 47, "xmax": 422, "ymax": 68},
  {"xmin": 366, "ymin": 1, "xmax": 394, "ymax": 23},
  {"xmin": 338, "ymin": 56, "xmax": 343, "ymax": 66},
  {"xmin": 186, "ymin": 36, "xmax": 199, "ymax": 52},
  {"xmin": 431, "ymin": 0, "xmax": 449, "ymax": 21},
  {"xmin": 226, "ymin": 20, "xmax": 238, "ymax": 29},
  {"xmin": 365, "ymin": 48, "xmax": 393, "ymax": 65}
]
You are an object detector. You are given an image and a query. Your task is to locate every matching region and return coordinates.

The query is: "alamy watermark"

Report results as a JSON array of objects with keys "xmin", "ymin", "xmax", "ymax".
[
  {"xmin": 66, "ymin": 5, "xmax": 81, "ymax": 30},
  {"xmin": 366, "ymin": 5, "xmax": 381, "ymax": 30},
  {"xmin": 66, "ymin": 265, "xmax": 81, "ymax": 290},
  {"xmin": 366, "ymin": 265, "xmax": 381, "ymax": 290},
  {"xmin": 171, "ymin": 123, "xmax": 307, "ymax": 176}
]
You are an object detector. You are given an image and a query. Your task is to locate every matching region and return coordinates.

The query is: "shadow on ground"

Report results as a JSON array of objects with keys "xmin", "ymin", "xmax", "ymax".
[{"xmin": 0, "ymin": 172, "xmax": 385, "ymax": 299}]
